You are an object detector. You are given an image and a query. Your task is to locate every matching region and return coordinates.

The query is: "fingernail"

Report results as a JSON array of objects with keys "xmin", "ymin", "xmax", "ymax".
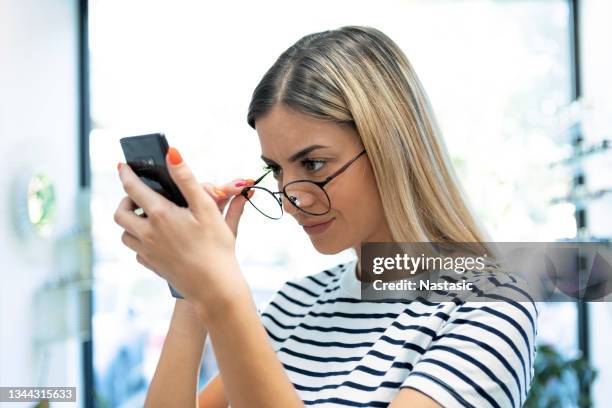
[
  {"xmin": 235, "ymin": 179, "xmax": 256, "ymax": 187},
  {"xmin": 167, "ymin": 147, "xmax": 183, "ymax": 165},
  {"xmin": 247, "ymin": 190, "xmax": 255, "ymax": 199},
  {"xmin": 117, "ymin": 162, "xmax": 123, "ymax": 171},
  {"xmin": 213, "ymin": 187, "xmax": 227, "ymax": 198}
]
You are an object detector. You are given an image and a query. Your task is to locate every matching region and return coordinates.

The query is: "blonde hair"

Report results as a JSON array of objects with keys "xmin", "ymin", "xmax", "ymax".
[{"xmin": 247, "ymin": 26, "xmax": 498, "ymax": 263}]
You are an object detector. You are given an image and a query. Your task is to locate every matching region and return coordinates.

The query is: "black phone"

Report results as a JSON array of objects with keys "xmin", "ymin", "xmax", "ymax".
[{"xmin": 119, "ymin": 132, "xmax": 186, "ymax": 299}]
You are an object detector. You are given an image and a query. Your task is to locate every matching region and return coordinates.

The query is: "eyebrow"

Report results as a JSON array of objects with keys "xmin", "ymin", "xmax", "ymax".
[{"xmin": 261, "ymin": 144, "xmax": 330, "ymax": 164}]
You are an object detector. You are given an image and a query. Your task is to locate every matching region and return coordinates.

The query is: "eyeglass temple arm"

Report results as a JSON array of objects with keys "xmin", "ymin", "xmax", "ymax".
[
  {"xmin": 316, "ymin": 149, "xmax": 367, "ymax": 187},
  {"xmin": 239, "ymin": 169, "xmax": 272, "ymax": 198},
  {"xmin": 254, "ymin": 169, "xmax": 272, "ymax": 185}
]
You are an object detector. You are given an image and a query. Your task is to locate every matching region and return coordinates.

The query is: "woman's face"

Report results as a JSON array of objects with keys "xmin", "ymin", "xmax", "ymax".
[{"xmin": 255, "ymin": 104, "xmax": 392, "ymax": 255}]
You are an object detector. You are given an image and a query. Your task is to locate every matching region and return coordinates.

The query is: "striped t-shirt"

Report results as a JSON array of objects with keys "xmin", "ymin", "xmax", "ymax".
[{"xmin": 257, "ymin": 258, "xmax": 538, "ymax": 408}]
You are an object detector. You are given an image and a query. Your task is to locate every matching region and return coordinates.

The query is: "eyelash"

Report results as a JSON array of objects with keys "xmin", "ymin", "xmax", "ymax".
[{"xmin": 263, "ymin": 158, "xmax": 327, "ymax": 178}]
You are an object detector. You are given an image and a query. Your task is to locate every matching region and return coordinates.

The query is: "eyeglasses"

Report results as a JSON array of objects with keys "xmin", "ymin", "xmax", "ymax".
[{"xmin": 240, "ymin": 149, "xmax": 367, "ymax": 219}]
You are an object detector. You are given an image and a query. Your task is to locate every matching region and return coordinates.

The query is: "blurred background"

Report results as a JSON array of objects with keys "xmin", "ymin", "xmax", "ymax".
[{"xmin": 1, "ymin": 0, "xmax": 611, "ymax": 407}]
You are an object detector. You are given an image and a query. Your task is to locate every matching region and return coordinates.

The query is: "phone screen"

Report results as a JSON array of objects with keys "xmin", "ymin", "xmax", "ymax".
[{"xmin": 119, "ymin": 132, "xmax": 186, "ymax": 299}]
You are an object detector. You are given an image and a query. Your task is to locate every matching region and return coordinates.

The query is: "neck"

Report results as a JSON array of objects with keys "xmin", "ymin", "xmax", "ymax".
[{"xmin": 353, "ymin": 223, "xmax": 394, "ymax": 282}]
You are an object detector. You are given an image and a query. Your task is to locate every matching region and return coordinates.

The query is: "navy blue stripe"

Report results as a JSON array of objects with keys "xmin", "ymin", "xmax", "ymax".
[
  {"xmin": 402, "ymin": 342, "xmax": 426, "ymax": 354},
  {"xmin": 283, "ymin": 362, "xmax": 387, "ymax": 378},
  {"xmin": 268, "ymin": 300, "xmax": 306, "ymax": 318},
  {"xmin": 279, "ymin": 346, "xmax": 362, "ymax": 363},
  {"xmin": 392, "ymin": 321, "xmax": 437, "ymax": 338},
  {"xmin": 262, "ymin": 312, "xmax": 296, "ymax": 330},
  {"xmin": 307, "ymin": 307, "xmax": 447, "ymax": 321},
  {"xmin": 418, "ymin": 358, "xmax": 501, "ymax": 408},
  {"xmin": 304, "ymin": 397, "xmax": 363, "ymax": 407},
  {"xmin": 306, "ymin": 275, "xmax": 328, "ymax": 287},
  {"xmin": 300, "ymin": 323, "xmax": 385, "ymax": 334},
  {"xmin": 403, "ymin": 307, "xmax": 451, "ymax": 321},
  {"xmin": 309, "ymin": 310, "xmax": 400, "ymax": 319},
  {"xmin": 322, "ymin": 269, "xmax": 336, "ymax": 277},
  {"xmin": 392, "ymin": 361, "xmax": 414, "ymax": 370},
  {"xmin": 429, "ymin": 344, "xmax": 515, "ymax": 406},
  {"xmin": 294, "ymin": 379, "xmax": 402, "ymax": 393},
  {"xmin": 263, "ymin": 326, "xmax": 284, "ymax": 343},
  {"xmin": 286, "ymin": 281, "xmax": 319, "ymax": 297},
  {"xmin": 287, "ymin": 278, "xmax": 341, "ymax": 298},
  {"xmin": 402, "ymin": 372, "xmax": 476, "ymax": 408},
  {"xmin": 303, "ymin": 396, "xmax": 389, "ymax": 407},
  {"xmin": 278, "ymin": 290, "xmax": 312, "ymax": 307}
]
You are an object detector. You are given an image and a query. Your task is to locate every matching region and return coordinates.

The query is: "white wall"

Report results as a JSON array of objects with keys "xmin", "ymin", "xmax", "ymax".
[{"xmin": 0, "ymin": 0, "xmax": 84, "ymax": 406}]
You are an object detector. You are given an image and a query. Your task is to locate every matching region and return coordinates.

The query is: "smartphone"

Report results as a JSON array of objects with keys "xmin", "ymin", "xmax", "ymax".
[{"xmin": 120, "ymin": 132, "xmax": 186, "ymax": 299}]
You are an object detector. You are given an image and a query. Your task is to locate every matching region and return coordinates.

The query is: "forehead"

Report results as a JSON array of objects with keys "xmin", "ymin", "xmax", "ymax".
[{"xmin": 255, "ymin": 105, "xmax": 358, "ymax": 158}]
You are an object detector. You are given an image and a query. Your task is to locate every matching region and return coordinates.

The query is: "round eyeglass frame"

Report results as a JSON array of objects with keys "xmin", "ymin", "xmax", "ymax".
[{"xmin": 240, "ymin": 149, "xmax": 367, "ymax": 219}]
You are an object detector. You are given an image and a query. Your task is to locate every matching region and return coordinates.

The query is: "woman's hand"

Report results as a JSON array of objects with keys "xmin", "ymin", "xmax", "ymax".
[{"xmin": 113, "ymin": 147, "xmax": 255, "ymax": 321}]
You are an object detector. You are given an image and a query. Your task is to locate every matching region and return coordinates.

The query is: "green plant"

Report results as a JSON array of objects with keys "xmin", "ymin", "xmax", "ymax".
[{"xmin": 526, "ymin": 343, "xmax": 597, "ymax": 408}]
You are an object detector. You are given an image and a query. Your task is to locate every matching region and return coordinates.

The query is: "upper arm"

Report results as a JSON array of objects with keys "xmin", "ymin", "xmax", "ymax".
[
  {"xmin": 388, "ymin": 387, "xmax": 443, "ymax": 408},
  {"xmin": 198, "ymin": 373, "xmax": 228, "ymax": 408}
]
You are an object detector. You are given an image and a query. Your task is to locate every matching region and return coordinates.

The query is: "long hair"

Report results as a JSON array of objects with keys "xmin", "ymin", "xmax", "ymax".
[{"xmin": 247, "ymin": 26, "xmax": 497, "ymax": 262}]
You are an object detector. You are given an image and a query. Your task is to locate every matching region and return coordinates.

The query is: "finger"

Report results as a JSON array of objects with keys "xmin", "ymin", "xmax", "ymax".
[
  {"xmin": 217, "ymin": 178, "xmax": 256, "ymax": 197},
  {"xmin": 166, "ymin": 147, "xmax": 216, "ymax": 219},
  {"xmin": 200, "ymin": 182, "xmax": 230, "ymax": 212},
  {"xmin": 225, "ymin": 191, "xmax": 251, "ymax": 237},
  {"xmin": 118, "ymin": 163, "xmax": 168, "ymax": 215},
  {"xmin": 121, "ymin": 229, "xmax": 143, "ymax": 253},
  {"xmin": 114, "ymin": 196, "xmax": 149, "ymax": 238}
]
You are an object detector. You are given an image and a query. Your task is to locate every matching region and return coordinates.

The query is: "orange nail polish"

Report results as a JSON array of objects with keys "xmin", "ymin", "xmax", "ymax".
[
  {"xmin": 117, "ymin": 162, "xmax": 122, "ymax": 171},
  {"xmin": 213, "ymin": 187, "xmax": 227, "ymax": 198},
  {"xmin": 247, "ymin": 190, "xmax": 255, "ymax": 199},
  {"xmin": 167, "ymin": 147, "xmax": 183, "ymax": 165},
  {"xmin": 245, "ymin": 179, "xmax": 255, "ymax": 186}
]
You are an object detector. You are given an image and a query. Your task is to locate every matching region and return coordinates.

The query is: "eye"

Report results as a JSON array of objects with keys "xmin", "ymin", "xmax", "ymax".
[
  {"xmin": 302, "ymin": 158, "xmax": 326, "ymax": 173},
  {"xmin": 262, "ymin": 164, "xmax": 282, "ymax": 178}
]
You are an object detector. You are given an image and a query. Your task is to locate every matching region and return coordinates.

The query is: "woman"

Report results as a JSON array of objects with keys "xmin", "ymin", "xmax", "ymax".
[{"xmin": 114, "ymin": 26, "xmax": 537, "ymax": 407}]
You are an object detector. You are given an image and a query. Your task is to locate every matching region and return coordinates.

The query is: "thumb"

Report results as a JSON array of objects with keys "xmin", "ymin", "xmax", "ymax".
[
  {"xmin": 166, "ymin": 146, "xmax": 215, "ymax": 217},
  {"xmin": 225, "ymin": 191, "xmax": 251, "ymax": 237}
]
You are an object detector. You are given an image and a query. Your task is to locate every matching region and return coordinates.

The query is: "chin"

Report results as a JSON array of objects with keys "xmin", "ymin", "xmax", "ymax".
[{"xmin": 309, "ymin": 236, "xmax": 350, "ymax": 255}]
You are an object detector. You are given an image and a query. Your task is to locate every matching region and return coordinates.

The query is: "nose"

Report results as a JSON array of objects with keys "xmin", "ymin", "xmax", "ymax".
[{"xmin": 282, "ymin": 190, "xmax": 319, "ymax": 215}]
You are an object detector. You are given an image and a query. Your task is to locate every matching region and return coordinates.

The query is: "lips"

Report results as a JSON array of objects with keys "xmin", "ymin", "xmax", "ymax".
[
  {"xmin": 301, "ymin": 219, "xmax": 334, "ymax": 227},
  {"xmin": 301, "ymin": 217, "xmax": 335, "ymax": 235}
]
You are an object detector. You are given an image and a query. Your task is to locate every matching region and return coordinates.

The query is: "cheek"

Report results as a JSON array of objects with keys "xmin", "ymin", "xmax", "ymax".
[{"xmin": 331, "ymin": 173, "xmax": 384, "ymax": 234}]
